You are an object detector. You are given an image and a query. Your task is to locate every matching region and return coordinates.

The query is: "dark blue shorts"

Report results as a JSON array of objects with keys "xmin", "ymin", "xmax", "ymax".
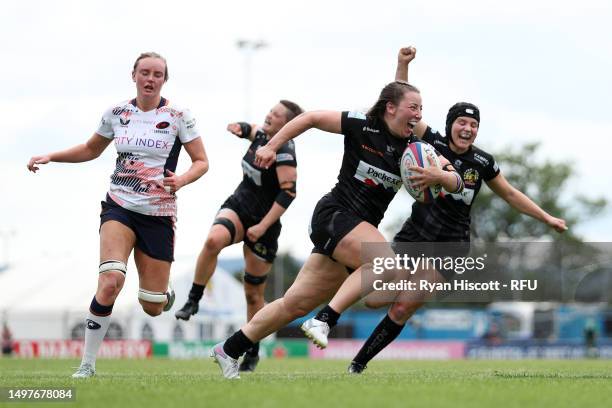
[{"xmin": 100, "ymin": 196, "xmax": 175, "ymax": 262}]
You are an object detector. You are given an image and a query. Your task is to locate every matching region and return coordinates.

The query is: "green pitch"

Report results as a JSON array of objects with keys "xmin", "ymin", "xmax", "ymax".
[{"xmin": 1, "ymin": 358, "xmax": 611, "ymax": 408}]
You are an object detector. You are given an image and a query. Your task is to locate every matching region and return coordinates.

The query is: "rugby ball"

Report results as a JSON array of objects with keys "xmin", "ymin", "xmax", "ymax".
[{"xmin": 400, "ymin": 142, "xmax": 443, "ymax": 203}]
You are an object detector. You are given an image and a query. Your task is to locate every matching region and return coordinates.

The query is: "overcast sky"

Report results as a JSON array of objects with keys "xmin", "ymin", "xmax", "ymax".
[{"xmin": 2, "ymin": 0, "xmax": 612, "ymax": 270}]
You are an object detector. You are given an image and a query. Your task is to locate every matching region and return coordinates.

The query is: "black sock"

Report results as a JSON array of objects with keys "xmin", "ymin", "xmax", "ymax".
[
  {"xmin": 223, "ymin": 330, "xmax": 255, "ymax": 360},
  {"xmin": 353, "ymin": 314, "xmax": 405, "ymax": 366},
  {"xmin": 315, "ymin": 305, "xmax": 340, "ymax": 328},
  {"xmin": 188, "ymin": 283, "xmax": 205, "ymax": 302},
  {"xmin": 245, "ymin": 342, "xmax": 260, "ymax": 357}
]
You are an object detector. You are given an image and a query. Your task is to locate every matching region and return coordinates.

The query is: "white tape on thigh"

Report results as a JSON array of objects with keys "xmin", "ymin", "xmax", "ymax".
[
  {"xmin": 138, "ymin": 288, "xmax": 167, "ymax": 303},
  {"xmin": 99, "ymin": 260, "xmax": 127, "ymax": 275}
]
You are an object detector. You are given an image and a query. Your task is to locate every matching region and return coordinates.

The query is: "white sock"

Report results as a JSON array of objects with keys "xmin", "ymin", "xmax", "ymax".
[{"xmin": 80, "ymin": 312, "xmax": 111, "ymax": 368}]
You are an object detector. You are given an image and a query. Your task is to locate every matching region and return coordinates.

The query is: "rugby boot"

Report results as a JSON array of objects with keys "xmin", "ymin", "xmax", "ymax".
[
  {"xmin": 175, "ymin": 298, "xmax": 199, "ymax": 320},
  {"xmin": 301, "ymin": 317, "xmax": 330, "ymax": 349},
  {"xmin": 347, "ymin": 361, "xmax": 367, "ymax": 374},
  {"xmin": 239, "ymin": 353, "xmax": 260, "ymax": 372},
  {"xmin": 210, "ymin": 342, "xmax": 240, "ymax": 379},
  {"xmin": 72, "ymin": 362, "xmax": 95, "ymax": 378}
]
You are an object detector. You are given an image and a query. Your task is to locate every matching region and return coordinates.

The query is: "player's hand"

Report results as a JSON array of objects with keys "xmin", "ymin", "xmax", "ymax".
[
  {"xmin": 226, "ymin": 123, "xmax": 242, "ymax": 137},
  {"xmin": 163, "ymin": 169, "xmax": 184, "ymax": 193},
  {"xmin": 255, "ymin": 145, "xmax": 276, "ymax": 169},
  {"xmin": 246, "ymin": 223, "xmax": 267, "ymax": 242},
  {"xmin": 398, "ymin": 46, "xmax": 416, "ymax": 66},
  {"xmin": 27, "ymin": 155, "xmax": 51, "ymax": 173},
  {"xmin": 408, "ymin": 165, "xmax": 443, "ymax": 191},
  {"xmin": 547, "ymin": 216, "xmax": 568, "ymax": 233}
]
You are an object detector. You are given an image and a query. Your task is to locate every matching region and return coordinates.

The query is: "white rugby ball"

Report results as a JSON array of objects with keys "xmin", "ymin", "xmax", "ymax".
[{"xmin": 400, "ymin": 141, "xmax": 442, "ymax": 203}]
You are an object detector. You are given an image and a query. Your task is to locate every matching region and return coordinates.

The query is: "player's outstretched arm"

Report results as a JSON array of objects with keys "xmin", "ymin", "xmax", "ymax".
[
  {"xmin": 27, "ymin": 133, "xmax": 112, "ymax": 173},
  {"xmin": 255, "ymin": 111, "xmax": 341, "ymax": 168},
  {"xmin": 486, "ymin": 173, "xmax": 568, "ymax": 232},
  {"xmin": 227, "ymin": 122, "xmax": 258, "ymax": 141}
]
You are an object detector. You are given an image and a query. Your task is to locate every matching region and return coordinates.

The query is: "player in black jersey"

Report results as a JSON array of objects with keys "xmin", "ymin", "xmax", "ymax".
[
  {"xmin": 175, "ymin": 100, "xmax": 303, "ymax": 372},
  {"xmin": 211, "ymin": 81, "xmax": 465, "ymax": 379},
  {"xmin": 308, "ymin": 46, "xmax": 567, "ymax": 374}
]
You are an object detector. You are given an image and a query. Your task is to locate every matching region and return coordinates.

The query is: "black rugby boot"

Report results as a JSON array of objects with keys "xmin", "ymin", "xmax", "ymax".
[
  {"xmin": 238, "ymin": 353, "xmax": 260, "ymax": 372},
  {"xmin": 175, "ymin": 298, "xmax": 199, "ymax": 321},
  {"xmin": 347, "ymin": 361, "xmax": 367, "ymax": 374}
]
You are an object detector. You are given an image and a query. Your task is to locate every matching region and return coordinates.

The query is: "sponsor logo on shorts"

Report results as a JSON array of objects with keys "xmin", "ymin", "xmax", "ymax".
[
  {"xmin": 354, "ymin": 160, "xmax": 402, "ymax": 192},
  {"xmin": 276, "ymin": 153, "xmax": 295, "ymax": 163},
  {"xmin": 254, "ymin": 243, "xmax": 268, "ymax": 256}
]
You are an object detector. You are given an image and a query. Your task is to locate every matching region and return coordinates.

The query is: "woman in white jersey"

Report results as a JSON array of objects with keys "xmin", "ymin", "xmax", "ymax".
[{"xmin": 27, "ymin": 52, "xmax": 209, "ymax": 378}]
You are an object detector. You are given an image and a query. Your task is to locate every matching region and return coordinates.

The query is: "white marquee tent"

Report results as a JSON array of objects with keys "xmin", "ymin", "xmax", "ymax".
[{"xmin": 0, "ymin": 253, "xmax": 246, "ymax": 342}]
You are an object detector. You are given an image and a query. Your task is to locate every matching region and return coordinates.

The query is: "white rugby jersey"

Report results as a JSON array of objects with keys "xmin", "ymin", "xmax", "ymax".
[{"xmin": 96, "ymin": 97, "xmax": 200, "ymax": 217}]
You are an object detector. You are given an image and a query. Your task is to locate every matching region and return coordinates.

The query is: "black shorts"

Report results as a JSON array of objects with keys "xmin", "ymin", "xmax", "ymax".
[
  {"xmin": 219, "ymin": 194, "xmax": 280, "ymax": 263},
  {"xmin": 309, "ymin": 194, "xmax": 363, "ymax": 257},
  {"xmin": 100, "ymin": 196, "xmax": 175, "ymax": 262},
  {"xmin": 393, "ymin": 221, "xmax": 470, "ymax": 281}
]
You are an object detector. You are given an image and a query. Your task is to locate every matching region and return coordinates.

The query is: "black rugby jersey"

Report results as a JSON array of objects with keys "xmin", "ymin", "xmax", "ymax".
[
  {"xmin": 406, "ymin": 126, "xmax": 499, "ymax": 241},
  {"xmin": 331, "ymin": 111, "xmax": 415, "ymax": 226},
  {"xmin": 233, "ymin": 129, "xmax": 297, "ymax": 217}
]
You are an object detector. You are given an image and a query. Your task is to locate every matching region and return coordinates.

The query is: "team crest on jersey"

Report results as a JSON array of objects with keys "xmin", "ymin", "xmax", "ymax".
[
  {"xmin": 454, "ymin": 159, "xmax": 462, "ymax": 168},
  {"xmin": 463, "ymin": 168, "xmax": 479, "ymax": 187},
  {"xmin": 354, "ymin": 160, "xmax": 402, "ymax": 192},
  {"xmin": 119, "ymin": 110, "xmax": 132, "ymax": 126}
]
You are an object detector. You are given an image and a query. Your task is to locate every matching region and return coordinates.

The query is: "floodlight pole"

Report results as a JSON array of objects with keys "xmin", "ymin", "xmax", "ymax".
[{"xmin": 236, "ymin": 39, "xmax": 268, "ymax": 121}]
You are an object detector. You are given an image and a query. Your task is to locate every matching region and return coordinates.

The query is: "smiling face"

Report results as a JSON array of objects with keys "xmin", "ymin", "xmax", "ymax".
[
  {"xmin": 450, "ymin": 116, "xmax": 479, "ymax": 152},
  {"xmin": 261, "ymin": 103, "xmax": 291, "ymax": 136},
  {"xmin": 132, "ymin": 57, "xmax": 166, "ymax": 101},
  {"xmin": 384, "ymin": 91, "xmax": 423, "ymax": 138}
]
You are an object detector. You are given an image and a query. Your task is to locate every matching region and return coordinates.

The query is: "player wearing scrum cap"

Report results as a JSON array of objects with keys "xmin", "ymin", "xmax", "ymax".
[
  {"xmin": 302, "ymin": 47, "xmax": 567, "ymax": 374},
  {"xmin": 175, "ymin": 100, "xmax": 303, "ymax": 372},
  {"xmin": 27, "ymin": 52, "xmax": 209, "ymax": 378},
  {"xmin": 210, "ymin": 76, "xmax": 466, "ymax": 379}
]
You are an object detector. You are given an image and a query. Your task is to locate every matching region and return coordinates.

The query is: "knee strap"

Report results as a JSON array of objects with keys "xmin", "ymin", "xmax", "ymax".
[
  {"xmin": 138, "ymin": 288, "xmax": 167, "ymax": 303},
  {"xmin": 213, "ymin": 217, "xmax": 236, "ymax": 244},
  {"xmin": 99, "ymin": 260, "xmax": 127, "ymax": 275},
  {"xmin": 244, "ymin": 271, "xmax": 268, "ymax": 285}
]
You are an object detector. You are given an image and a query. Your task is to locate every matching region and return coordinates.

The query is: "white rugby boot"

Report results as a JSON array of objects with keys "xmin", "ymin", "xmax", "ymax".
[
  {"xmin": 210, "ymin": 342, "xmax": 240, "ymax": 379},
  {"xmin": 71, "ymin": 362, "xmax": 95, "ymax": 378},
  {"xmin": 301, "ymin": 317, "xmax": 330, "ymax": 349}
]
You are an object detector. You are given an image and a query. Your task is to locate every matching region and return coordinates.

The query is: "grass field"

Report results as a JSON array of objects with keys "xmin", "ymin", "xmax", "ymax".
[{"xmin": 1, "ymin": 358, "xmax": 611, "ymax": 408}]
